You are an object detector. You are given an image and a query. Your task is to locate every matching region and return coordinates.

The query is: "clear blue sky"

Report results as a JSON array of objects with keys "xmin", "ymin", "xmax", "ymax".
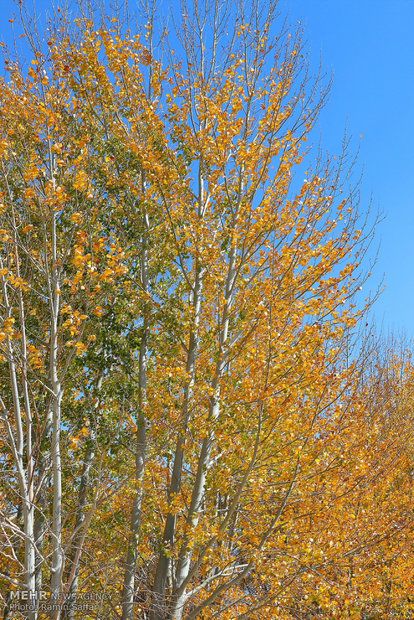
[
  {"xmin": 277, "ymin": 0, "xmax": 414, "ymax": 341},
  {"xmin": 1, "ymin": 0, "xmax": 413, "ymax": 339}
]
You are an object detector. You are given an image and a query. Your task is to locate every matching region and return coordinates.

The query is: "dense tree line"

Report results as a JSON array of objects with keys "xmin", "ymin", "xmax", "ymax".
[{"xmin": 0, "ymin": 1, "xmax": 413, "ymax": 618}]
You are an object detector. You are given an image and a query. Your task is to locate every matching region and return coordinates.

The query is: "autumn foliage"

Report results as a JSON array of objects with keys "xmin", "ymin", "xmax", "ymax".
[{"xmin": 0, "ymin": 2, "xmax": 413, "ymax": 619}]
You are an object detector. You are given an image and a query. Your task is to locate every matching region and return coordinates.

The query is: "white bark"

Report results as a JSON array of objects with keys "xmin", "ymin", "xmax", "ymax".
[
  {"xmin": 121, "ymin": 209, "xmax": 150, "ymax": 619},
  {"xmin": 171, "ymin": 243, "xmax": 237, "ymax": 620},
  {"xmin": 151, "ymin": 155, "xmax": 208, "ymax": 619},
  {"xmin": 63, "ymin": 423, "xmax": 97, "ymax": 620},
  {"xmin": 0, "ymin": 264, "xmax": 36, "ymax": 619},
  {"xmin": 48, "ymin": 165, "xmax": 63, "ymax": 617},
  {"xmin": 151, "ymin": 263, "xmax": 204, "ymax": 620}
]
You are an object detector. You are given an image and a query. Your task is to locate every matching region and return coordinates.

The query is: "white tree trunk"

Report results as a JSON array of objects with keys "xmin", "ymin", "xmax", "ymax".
[
  {"xmin": 49, "ymin": 198, "xmax": 63, "ymax": 618},
  {"xmin": 121, "ymin": 211, "xmax": 150, "ymax": 619}
]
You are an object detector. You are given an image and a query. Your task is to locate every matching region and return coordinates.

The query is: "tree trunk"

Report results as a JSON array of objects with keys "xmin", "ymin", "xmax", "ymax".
[
  {"xmin": 150, "ymin": 264, "xmax": 204, "ymax": 620},
  {"xmin": 121, "ymin": 207, "xmax": 150, "ymax": 619}
]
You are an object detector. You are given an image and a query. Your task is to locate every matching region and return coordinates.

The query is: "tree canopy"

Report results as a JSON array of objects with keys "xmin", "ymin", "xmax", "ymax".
[{"xmin": 0, "ymin": 1, "xmax": 413, "ymax": 619}]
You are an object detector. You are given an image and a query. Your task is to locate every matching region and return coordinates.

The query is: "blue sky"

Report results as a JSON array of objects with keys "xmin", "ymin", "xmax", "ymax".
[
  {"xmin": 1, "ymin": 0, "xmax": 413, "ymax": 339},
  {"xmin": 277, "ymin": 0, "xmax": 414, "ymax": 340}
]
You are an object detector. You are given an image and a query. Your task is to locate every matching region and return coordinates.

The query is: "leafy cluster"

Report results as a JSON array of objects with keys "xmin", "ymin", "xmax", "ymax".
[{"xmin": 0, "ymin": 2, "xmax": 413, "ymax": 620}]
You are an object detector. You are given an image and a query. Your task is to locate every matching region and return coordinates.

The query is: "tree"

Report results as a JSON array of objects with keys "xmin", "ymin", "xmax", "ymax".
[{"xmin": 1, "ymin": 1, "xmax": 412, "ymax": 619}]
